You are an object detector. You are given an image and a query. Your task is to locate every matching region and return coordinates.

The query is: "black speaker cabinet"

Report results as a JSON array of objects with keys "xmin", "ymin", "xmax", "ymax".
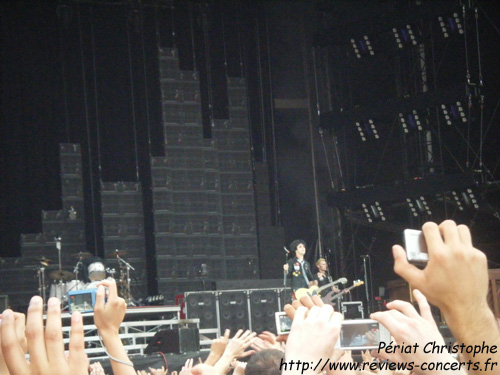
[
  {"xmin": 185, "ymin": 291, "xmax": 218, "ymax": 329},
  {"xmin": 248, "ymin": 289, "xmax": 279, "ymax": 333},
  {"xmin": 145, "ymin": 328, "xmax": 200, "ymax": 354},
  {"xmin": 218, "ymin": 291, "xmax": 249, "ymax": 333}
]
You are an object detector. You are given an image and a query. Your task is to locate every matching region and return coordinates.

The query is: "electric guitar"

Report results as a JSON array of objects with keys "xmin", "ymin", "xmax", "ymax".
[
  {"xmin": 322, "ymin": 280, "xmax": 364, "ymax": 304},
  {"xmin": 294, "ymin": 277, "xmax": 348, "ymax": 300}
]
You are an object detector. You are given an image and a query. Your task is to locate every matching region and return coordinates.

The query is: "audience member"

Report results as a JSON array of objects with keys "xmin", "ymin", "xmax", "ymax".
[
  {"xmin": 0, "ymin": 311, "xmax": 26, "ymax": 375},
  {"xmin": 284, "ymin": 304, "xmax": 343, "ymax": 375},
  {"xmin": 371, "ymin": 289, "xmax": 464, "ymax": 375},
  {"xmin": 93, "ymin": 279, "xmax": 135, "ymax": 375},
  {"xmin": 245, "ymin": 349, "xmax": 283, "ymax": 375},
  {"xmin": 1, "ymin": 296, "xmax": 89, "ymax": 375},
  {"xmin": 213, "ymin": 329, "xmax": 256, "ymax": 374},
  {"xmin": 391, "ymin": 220, "xmax": 500, "ymax": 375},
  {"xmin": 204, "ymin": 329, "xmax": 230, "ymax": 366},
  {"xmin": 3, "ymin": 219, "xmax": 500, "ymax": 375}
]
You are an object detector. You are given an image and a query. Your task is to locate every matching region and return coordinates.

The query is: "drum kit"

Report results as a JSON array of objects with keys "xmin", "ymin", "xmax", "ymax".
[{"xmin": 36, "ymin": 240, "xmax": 136, "ymax": 309}]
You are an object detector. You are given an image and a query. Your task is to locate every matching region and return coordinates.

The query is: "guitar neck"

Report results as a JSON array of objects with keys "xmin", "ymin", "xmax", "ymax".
[
  {"xmin": 316, "ymin": 278, "xmax": 345, "ymax": 294},
  {"xmin": 330, "ymin": 282, "xmax": 363, "ymax": 301}
]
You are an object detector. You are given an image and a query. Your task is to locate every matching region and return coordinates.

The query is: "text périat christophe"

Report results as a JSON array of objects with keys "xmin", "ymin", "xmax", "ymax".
[{"xmin": 378, "ymin": 341, "xmax": 497, "ymax": 357}]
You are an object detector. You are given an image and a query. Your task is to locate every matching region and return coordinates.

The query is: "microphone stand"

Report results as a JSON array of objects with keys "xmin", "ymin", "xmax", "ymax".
[
  {"xmin": 283, "ymin": 247, "xmax": 290, "ymax": 287},
  {"xmin": 361, "ymin": 254, "xmax": 374, "ymax": 315},
  {"xmin": 116, "ymin": 254, "xmax": 135, "ymax": 306},
  {"xmin": 55, "ymin": 236, "xmax": 62, "ymax": 272}
]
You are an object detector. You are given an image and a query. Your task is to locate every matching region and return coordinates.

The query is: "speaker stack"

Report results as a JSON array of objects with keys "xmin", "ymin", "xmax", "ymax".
[
  {"xmin": 248, "ymin": 289, "xmax": 280, "ymax": 332},
  {"xmin": 185, "ymin": 288, "xmax": 290, "ymax": 336},
  {"xmin": 184, "ymin": 291, "xmax": 218, "ymax": 329},
  {"xmin": 218, "ymin": 291, "xmax": 250, "ymax": 332}
]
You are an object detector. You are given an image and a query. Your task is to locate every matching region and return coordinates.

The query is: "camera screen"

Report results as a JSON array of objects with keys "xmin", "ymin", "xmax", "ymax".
[
  {"xmin": 278, "ymin": 314, "xmax": 292, "ymax": 334},
  {"xmin": 340, "ymin": 321, "xmax": 380, "ymax": 348},
  {"xmin": 69, "ymin": 292, "xmax": 94, "ymax": 313}
]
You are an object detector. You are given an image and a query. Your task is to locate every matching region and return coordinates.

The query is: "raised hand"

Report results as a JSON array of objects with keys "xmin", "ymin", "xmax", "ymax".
[
  {"xmin": 1, "ymin": 296, "xmax": 89, "ymax": 375},
  {"xmin": 284, "ymin": 304, "xmax": 343, "ymax": 375}
]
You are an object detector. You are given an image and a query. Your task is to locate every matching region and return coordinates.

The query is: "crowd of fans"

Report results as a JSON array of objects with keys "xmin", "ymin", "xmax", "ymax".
[{"xmin": 0, "ymin": 220, "xmax": 499, "ymax": 375}]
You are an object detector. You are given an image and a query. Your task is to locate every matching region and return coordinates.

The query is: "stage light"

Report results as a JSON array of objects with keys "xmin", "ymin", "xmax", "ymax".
[
  {"xmin": 364, "ymin": 35, "xmax": 375, "ymax": 56},
  {"xmin": 440, "ymin": 104, "xmax": 452, "ymax": 125},
  {"xmin": 451, "ymin": 190, "xmax": 464, "ymax": 211},
  {"xmin": 368, "ymin": 119, "xmax": 379, "ymax": 139},
  {"xmin": 438, "ymin": 16, "xmax": 449, "ymax": 38},
  {"xmin": 453, "ymin": 12, "xmax": 464, "ymax": 35},
  {"xmin": 406, "ymin": 24, "xmax": 417, "ymax": 46},
  {"xmin": 399, "ymin": 113, "xmax": 409, "ymax": 133},
  {"xmin": 355, "ymin": 121, "xmax": 367, "ymax": 142},
  {"xmin": 350, "ymin": 38, "xmax": 361, "ymax": 59},
  {"xmin": 456, "ymin": 101, "xmax": 467, "ymax": 123},
  {"xmin": 393, "ymin": 24, "xmax": 418, "ymax": 48},
  {"xmin": 374, "ymin": 201, "xmax": 386, "ymax": 221},
  {"xmin": 462, "ymin": 188, "xmax": 479, "ymax": 209},
  {"xmin": 350, "ymin": 36, "xmax": 374, "ymax": 58},
  {"xmin": 406, "ymin": 198, "xmax": 419, "ymax": 217},
  {"xmin": 362, "ymin": 203, "xmax": 373, "ymax": 222},
  {"xmin": 408, "ymin": 110, "xmax": 423, "ymax": 131},
  {"xmin": 417, "ymin": 196, "xmax": 432, "ymax": 215},
  {"xmin": 392, "ymin": 28, "xmax": 403, "ymax": 49},
  {"xmin": 400, "ymin": 110, "xmax": 424, "ymax": 133},
  {"xmin": 442, "ymin": 102, "xmax": 466, "ymax": 125},
  {"xmin": 438, "ymin": 13, "xmax": 464, "ymax": 38}
]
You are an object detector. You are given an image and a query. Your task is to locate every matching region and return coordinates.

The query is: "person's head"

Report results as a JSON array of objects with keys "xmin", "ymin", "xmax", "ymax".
[
  {"xmin": 316, "ymin": 258, "xmax": 328, "ymax": 271},
  {"xmin": 245, "ymin": 349, "xmax": 284, "ymax": 375},
  {"xmin": 290, "ymin": 239, "xmax": 306, "ymax": 257}
]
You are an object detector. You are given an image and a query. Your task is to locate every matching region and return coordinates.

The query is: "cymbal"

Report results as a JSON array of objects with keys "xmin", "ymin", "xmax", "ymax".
[
  {"xmin": 70, "ymin": 251, "xmax": 93, "ymax": 259},
  {"xmin": 49, "ymin": 270, "xmax": 74, "ymax": 281},
  {"xmin": 36, "ymin": 257, "xmax": 53, "ymax": 266},
  {"xmin": 106, "ymin": 250, "xmax": 127, "ymax": 258}
]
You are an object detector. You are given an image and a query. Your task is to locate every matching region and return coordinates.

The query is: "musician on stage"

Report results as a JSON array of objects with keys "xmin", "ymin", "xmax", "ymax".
[
  {"xmin": 283, "ymin": 239, "xmax": 316, "ymax": 293},
  {"xmin": 313, "ymin": 258, "xmax": 340, "ymax": 293}
]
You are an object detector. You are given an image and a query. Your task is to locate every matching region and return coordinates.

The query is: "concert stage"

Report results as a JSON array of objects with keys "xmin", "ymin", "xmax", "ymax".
[{"xmin": 59, "ymin": 305, "xmax": 197, "ymax": 359}]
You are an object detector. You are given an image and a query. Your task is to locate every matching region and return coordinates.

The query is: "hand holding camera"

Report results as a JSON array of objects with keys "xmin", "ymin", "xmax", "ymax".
[{"xmin": 93, "ymin": 279, "xmax": 127, "ymax": 337}]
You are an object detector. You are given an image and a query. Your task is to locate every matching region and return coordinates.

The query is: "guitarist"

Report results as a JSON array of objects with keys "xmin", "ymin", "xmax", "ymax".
[
  {"xmin": 313, "ymin": 258, "xmax": 341, "ymax": 294},
  {"xmin": 283, "ymin": 239, "xmax": 316, "ymax": 297}
]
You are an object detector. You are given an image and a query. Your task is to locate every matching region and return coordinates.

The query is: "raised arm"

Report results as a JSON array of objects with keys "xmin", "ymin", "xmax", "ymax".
[
  {"xmin": 392, "ymin": 220, "xmax": 500, "ymax": 375},
  {"xmin": 93, "ymin": 280, "xmax": 135, "ymax": 375}
]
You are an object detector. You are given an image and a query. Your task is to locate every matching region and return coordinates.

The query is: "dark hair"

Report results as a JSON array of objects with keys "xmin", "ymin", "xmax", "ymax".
[
  {"xmin": 290, "ymin": 239, "xmax": 306, "ymax": 253},
  {"xmin": 245, "ymin": 349, "xmax": 284, "ymax": 375}
]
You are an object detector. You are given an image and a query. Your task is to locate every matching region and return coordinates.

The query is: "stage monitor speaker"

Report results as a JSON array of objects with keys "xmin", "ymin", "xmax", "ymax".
[
  {"xmin": 248, "ymin": 289, "xmax": 279, "ymax": 333},
  {"xmin": 185, "ymin": 291, "xmax": 218, "ymax": 329},
  {"xmin": 144, "ymin": 328, "xmax": 199, "ymax": 354},
  {"xmin": 218, "ymin": 291, "xmax": 249, "ymax": 332}
]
